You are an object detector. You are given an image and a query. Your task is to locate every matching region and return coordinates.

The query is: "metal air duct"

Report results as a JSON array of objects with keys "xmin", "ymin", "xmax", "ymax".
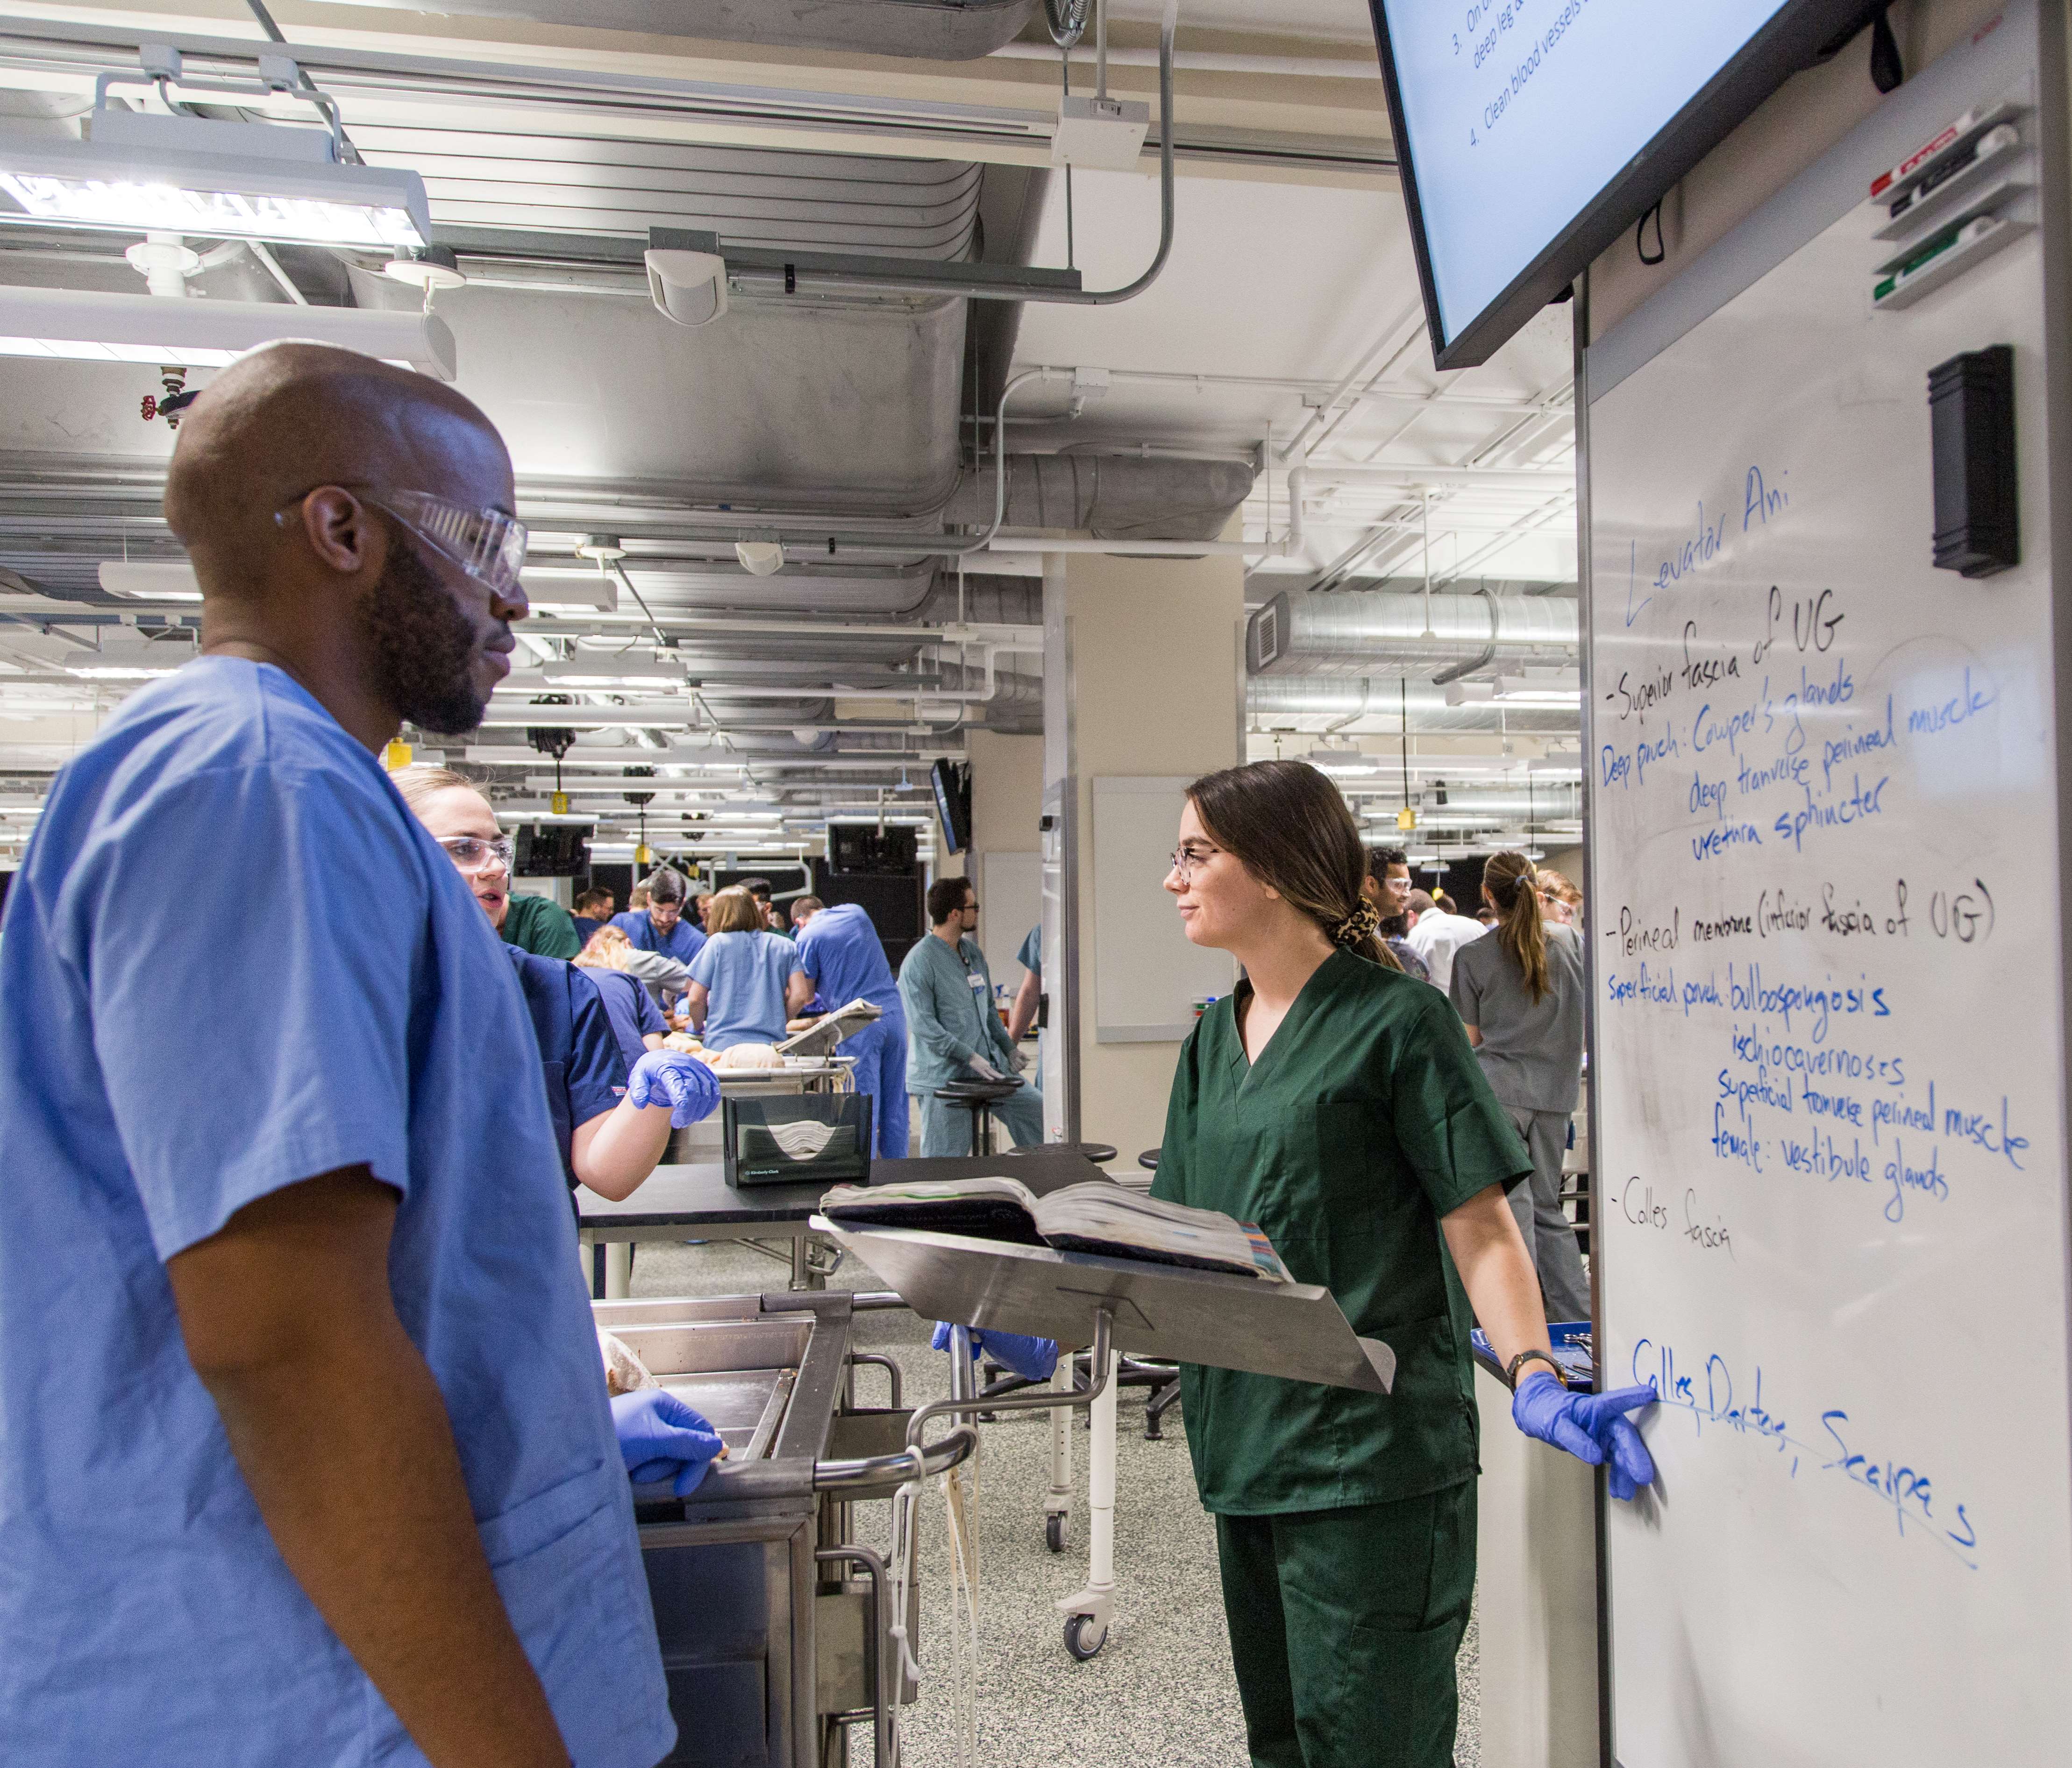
[
  {"xmin": 940, "ymin": 454, "xmax": 1258, "ymax": 543},
  {"xmin": 1248, "ymin": 590, "xmax": 1579, "ymax": 678}
]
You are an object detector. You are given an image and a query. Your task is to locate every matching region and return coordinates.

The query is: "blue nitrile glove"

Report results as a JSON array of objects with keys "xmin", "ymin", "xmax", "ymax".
[
  {"xmin": 626, "ymin": 1050, "xmax": 721, "ymax": 1127},
  {"xmin": 931, "ymin": 1319, "xmax": 1060, "ymax": 1382},
  {"xmin": 611, "ymin": 1389, "xmax": 726, "ymax": 1497},
  {"xmin": 1512, "ymin": 1372, "xmax": 1659, "ymax": 1501}
]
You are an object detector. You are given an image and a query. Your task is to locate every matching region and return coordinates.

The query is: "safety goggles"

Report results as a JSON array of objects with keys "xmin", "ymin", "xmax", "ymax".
[
  {"xmin": 275, "ymin": 485, "xmax": 528, "ymax": 599},
  {"xmin": 438, "ymin": 834, "xmax": 514, "ymax": 875}
]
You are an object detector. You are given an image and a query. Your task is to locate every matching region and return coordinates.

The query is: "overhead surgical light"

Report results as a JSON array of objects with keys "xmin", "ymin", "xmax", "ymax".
[{"xmin": 0, "ymin": 284, "xmax": 456, "ymax": 377}]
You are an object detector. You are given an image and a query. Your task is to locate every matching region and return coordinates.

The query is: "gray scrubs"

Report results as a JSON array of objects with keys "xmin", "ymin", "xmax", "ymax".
[{"xmin": 1449, "ymin": 922, "xmax": 1591, "ymax": 1321}]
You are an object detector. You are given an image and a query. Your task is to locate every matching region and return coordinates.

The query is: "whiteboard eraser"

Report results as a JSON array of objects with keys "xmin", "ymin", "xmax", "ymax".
[{"xmin": 1928, "ymin": 344, "xmax": 2018, "ymax": 578}]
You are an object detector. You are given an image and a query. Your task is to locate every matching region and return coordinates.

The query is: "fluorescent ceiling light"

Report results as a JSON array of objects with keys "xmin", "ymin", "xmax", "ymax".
[
  {"xmin": 0, "ymin": 284, "xmax": 456, "ymax": 380},
  {"xmin": 100, "ymin": 561, "xmax": 201, "ymax": 601},
  {"xmin": 541, "ymin": 659, "xmax": 682, "ymax": 688},
  {"xmin": 523, "ymin": 567, "xmax": 617, "ymax": 613},
  {"xmin": 0, "ymin": 122, "xmax": 429, "ymax": 250}
]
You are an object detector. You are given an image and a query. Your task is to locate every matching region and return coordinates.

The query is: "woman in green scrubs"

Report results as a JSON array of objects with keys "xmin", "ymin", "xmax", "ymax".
[{"xmin": 1150, "ymin": 760, "xmax": 1655, "ymax": 1768}]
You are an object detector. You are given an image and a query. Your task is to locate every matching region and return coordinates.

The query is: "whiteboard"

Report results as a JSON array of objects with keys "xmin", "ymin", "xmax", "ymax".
[
  {"xmin": 1584, "ymin": 11, "xmax": 2072, "ymax": 1764},
  {"xmin": 980, "ymin": 849, "xmax": 1041, "ymax": 983},
  {"xmin": 1090, "ymin": 776, "xmax": 1234, "ymax": 1042}
]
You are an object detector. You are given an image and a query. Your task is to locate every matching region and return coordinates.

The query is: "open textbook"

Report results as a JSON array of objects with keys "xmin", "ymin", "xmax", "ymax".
[{"xmin": 819, "ymin": 1175, "xmax": 1290, "ymax": 1282}]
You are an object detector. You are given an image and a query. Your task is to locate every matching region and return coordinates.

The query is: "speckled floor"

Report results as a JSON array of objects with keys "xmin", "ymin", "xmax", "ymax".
[{"xmin": 629, "ymin": 1238, "xmax": 1482, "ymax": 1768}]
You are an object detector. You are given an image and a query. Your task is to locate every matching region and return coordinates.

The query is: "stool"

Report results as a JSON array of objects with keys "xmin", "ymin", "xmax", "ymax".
[
  {"xmin": 1005, "ymin": 1141, "xmax": 1117, "ymax": 1164},
  {"xmin": 1137, "ymin": 1148, "xmax": 1160, "ymax": 1171},
  {"xmin": 932, "ymin": 1077, "xmax": 1025, "ymax": 1156}
]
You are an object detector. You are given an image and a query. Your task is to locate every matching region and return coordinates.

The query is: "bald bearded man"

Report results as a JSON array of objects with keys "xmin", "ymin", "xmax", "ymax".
[{"xmin": 0, "ymin": 346, "xmax": 676, "ymax": 1767}]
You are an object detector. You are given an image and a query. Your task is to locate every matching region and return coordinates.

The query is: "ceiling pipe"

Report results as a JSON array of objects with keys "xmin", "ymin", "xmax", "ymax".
[{"xmin": 660, "ymin": 0, "xmax": 1178, "ymax": 311}]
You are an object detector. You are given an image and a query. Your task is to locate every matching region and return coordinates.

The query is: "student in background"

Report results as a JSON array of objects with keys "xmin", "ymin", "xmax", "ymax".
[
  {"xmin": 1006, "ymin": 924, "xmax": 1041, "ymax": 1053},
  {"xmin": 396, "ymin": 768, "xmax": 714, "ymax": 1198},
  {"xmin": 1449, "ymin": 852, "xmax": 1591, "ymax": 1322},
  {"xmin": 683, "ymin": 886, "xmax": 799, "ymax": 1051},
  {"xmin": 790, "ymin": 895, "xmax": 824, "ymax": 932},
  {"xmin": 571, "ymin": 885, "xmax": 615, "ymax": 945},
  {"xmin": 788, "ymin": 899, "xmax": 909, "ymax": 1159},
  {"xmin": 1403, "ymin": 887, "xmax": 1488, "ymax": 994},
  {"xmin": 610, "ymin": 867, "xmax": 705, "ymax": 967},
  {"xmin": 1380, "ymin": 909, "xmax": 1431, "ymax": 982},
  {"xmin": 899, "ymin": 877, "xmax": 1042, "ymax": 1155},
  {"xmin": 1538, "ymin": 869, "xmax": 1585, "ymax": 929},
  {"xmin": 1363, "ymin": 845, "xmax": 1414, "ymax": 920},
  {"xmin": 575, "ymin": 924, "xmax": 669, "ymax": 1070}
]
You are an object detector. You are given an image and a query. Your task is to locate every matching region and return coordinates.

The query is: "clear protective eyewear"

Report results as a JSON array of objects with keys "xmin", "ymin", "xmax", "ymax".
[
  {"xmin": 438, "ymin": 834, "xmax": 515, "ymax": 874},
  {"xmin": 1168, "ymin": 843, "xmax": 1219, "ymax": 880},
  {"xmin": 275, "ymin": 485, "xmax": 529, "ymax": 600}
]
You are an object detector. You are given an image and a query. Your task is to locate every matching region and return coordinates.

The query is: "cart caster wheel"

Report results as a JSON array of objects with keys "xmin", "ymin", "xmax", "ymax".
[
  {"xmin": 1063, "ymin": 1613, "xmax": 1108, "ymax": 1661},
  {"xmin": 1045, "ymin": 1513, "xmax": 1066, "ymax": 1554}
]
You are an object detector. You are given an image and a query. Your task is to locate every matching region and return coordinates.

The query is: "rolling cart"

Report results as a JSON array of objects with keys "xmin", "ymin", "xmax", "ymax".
[{"xmin": 814, "ymin": 1215, "xmax": 1396, "ymax": 1664}]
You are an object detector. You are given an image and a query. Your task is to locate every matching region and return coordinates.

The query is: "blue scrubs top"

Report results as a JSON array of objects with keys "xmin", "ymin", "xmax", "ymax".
[
  {"xmin": 689, "ymin": 929, "xmax": 798, "ymax": 1050},
  {"xmin": 582, "ymin": 965, "xmax": 666, "ymax": 1072},
  {"xmin": 1017, "ymin": 923, "xmax": 1041, "ymax": 979},
  {"xmin": 609, "ymin": 908, "xmax": 705, "ymax": 966},
  {"xmin": 0, "ymin": 659, "xmax": 673, "ymax": 1768},
  {"xmin": 506, "ymin": 948, "xmax": 628, "ymax": 1185},
  {"xmin": 793, "ymin": 901, "xmax": 901, "ymax": 1013},
  {"xmin": 571, "ymin": 912, "xmax": 609, "ymax": 946}
]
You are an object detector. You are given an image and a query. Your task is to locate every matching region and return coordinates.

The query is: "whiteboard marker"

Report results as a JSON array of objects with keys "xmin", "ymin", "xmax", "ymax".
[
  {"xmin": 1873, "ymin": 215, "xmax": 1997, "ymax": 302},
  {"xmin": 1887, "ymin": 123, "xmax": 2019, "ymax": 220},
  {"xmin": 1870, "ymin": 107, "xmax": 1988, "ymax": 200}
]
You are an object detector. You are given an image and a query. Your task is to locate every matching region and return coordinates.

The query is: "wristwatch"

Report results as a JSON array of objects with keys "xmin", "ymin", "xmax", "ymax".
[{"xmin": 1505, "ymin": 1348, "xmax": 1567, "ymax": 1390}]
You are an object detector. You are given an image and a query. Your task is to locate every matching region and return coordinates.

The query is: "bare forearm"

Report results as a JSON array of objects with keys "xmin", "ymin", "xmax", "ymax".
[
  {"xmin": 1442, "ymin": 1185, "xmax": 1553, "ymax": 1373},
  {"xmin": 574, "ymin": 1100, "xmax": 673, "ymax": 1200},
  {"xmin": 206, "ymin": 1329, "xmax": 569, "ymax": 1768},
  {"xmin": 1007, "ymin": 973, "xmax": 1040, "ymax": 1044}
]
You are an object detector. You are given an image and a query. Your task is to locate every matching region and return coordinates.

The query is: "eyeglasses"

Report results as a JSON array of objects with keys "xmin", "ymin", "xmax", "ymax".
[
  {"xmin": 275, "ymin": 485, "xmax": 529, "ymax": 600},
  {"xmin": 961, "ymin": 900, "xmax": 979, "ymax": 914},
  {"xmin": 1168, "ymin": 843, "xmax": 1220, "ymax": 880},
  {"xmin": 438, "ymin": 834, "xmax": 514, "ymax": 874}
]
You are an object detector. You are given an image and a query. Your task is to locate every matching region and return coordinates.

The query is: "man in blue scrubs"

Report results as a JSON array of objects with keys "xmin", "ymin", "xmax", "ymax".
[
  {"xmin": 898, "ymin": 876, "xmax": 1042, "ymax": 1156},
  {"xmin": 610, "ymin": 866, "xmax": 705, "ymax": 966},
  {"xmin": 0, "ymin": 344, "xmax": 678, "ymax": 1766},
  {"xmin": 787, "ymin": 900, "xmax": 911, "ymax": 1159}
]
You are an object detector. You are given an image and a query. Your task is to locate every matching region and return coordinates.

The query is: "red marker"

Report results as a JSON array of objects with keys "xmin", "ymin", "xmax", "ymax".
[{"xmin": 1870, "ymin": 107, "xmax": 1987, "ymax": 200}]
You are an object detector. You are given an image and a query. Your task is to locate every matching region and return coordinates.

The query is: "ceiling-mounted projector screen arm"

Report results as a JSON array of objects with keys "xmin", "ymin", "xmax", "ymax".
[{"xmin": 647, "ymin": 0, "xmax": 1176, "ymax": 313}]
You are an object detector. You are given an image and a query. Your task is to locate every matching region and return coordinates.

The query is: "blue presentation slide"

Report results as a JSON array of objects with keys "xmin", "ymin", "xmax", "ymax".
[{"xmin": 1384, "ymin": 0, "xmax": 1789, "ymax": 346}]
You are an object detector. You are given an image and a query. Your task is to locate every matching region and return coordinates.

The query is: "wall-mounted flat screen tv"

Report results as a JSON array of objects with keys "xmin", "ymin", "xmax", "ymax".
[{"xmin": 1368, "ymin": 0, "xmax": 1890, "ymax": 367}]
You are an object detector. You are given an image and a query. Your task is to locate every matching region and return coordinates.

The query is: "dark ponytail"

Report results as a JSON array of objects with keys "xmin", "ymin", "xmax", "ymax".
[{"xmin": 1185, "ymin": 760, "xmax": 1403, "ymax": 972}]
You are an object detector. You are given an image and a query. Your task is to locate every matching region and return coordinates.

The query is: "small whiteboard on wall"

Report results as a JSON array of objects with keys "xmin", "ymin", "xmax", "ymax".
[{"xmin": 1091, "ymin": 777, "xmax": 1233, "ymax": 1042}]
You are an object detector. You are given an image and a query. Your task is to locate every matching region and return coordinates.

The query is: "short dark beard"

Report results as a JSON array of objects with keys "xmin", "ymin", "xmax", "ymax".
[{"xmin": 360, "ymin": 531, "xmax": 495, "ymax": 735}]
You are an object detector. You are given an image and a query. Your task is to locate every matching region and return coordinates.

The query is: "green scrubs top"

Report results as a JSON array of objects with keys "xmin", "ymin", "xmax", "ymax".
[
  {"xmin": 500, "ymin": 891, "xmax": 581, "ymax": 960},
  {"xmin": 1151, "ymin": 948, "xmax": 1530, "ymax": 1515}
]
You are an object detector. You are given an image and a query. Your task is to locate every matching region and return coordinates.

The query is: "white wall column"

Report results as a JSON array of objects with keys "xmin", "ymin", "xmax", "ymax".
[{"xmin": 1043, "ymin": 547, "xmax": 1245, "ymax": 1165}]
